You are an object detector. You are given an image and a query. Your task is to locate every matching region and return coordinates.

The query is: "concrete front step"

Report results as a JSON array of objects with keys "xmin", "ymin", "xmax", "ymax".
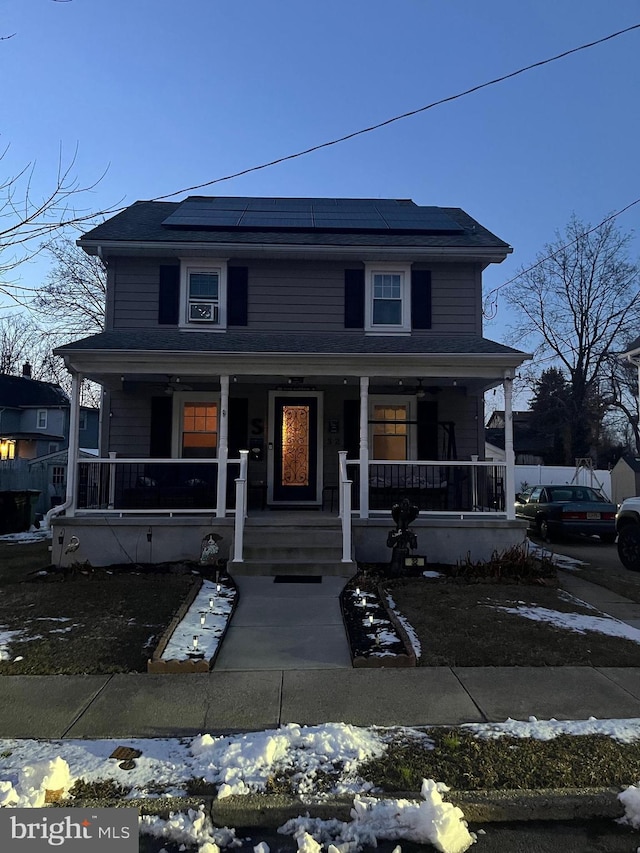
[
  {"xmin": 242, "ymin": 545, "xmax": 344, "ymax": 561},
  {"xmin": 229, "ymin": 559, "xmax": 356, "ymax": 578},
  {"xmin": 232, "ymin": 518, "xmax": 353, "ymax": 576}
]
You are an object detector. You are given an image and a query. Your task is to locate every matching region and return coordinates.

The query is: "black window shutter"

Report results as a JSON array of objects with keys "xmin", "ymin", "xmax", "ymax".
[
  {"xmin": 343, "ymin": 399, "xmax": 360, "ymax": 459},
  {"xmin": 344, "ymin": 269, "xmax": 365, "ymax": 329},
  {"xmin": 228, "ymin": 397, "xmax": 249, "ymax": 457},
  {"xmin": 411, "ymin": 270, "xmax": 432, "ymax": 330},
  {"xmin": 150, "ymin": 396, "xmax": 173, "ymax": 457},
  {"xmin": 158, "ymin": 265, "xmax": 180, "ymax": 325},
  {"xmin": 417, "ymin": 400, "xmax": 438, "ymax": 460},
  {"xmin": 227, "ymin": 267, "xmax": 248, "ymax": 326}
]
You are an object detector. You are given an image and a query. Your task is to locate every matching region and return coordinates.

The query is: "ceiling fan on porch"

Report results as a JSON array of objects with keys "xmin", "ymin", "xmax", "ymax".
[
  {"xmin": 410, "ymin": 378, "xmax": 439, "ymax": 399},
  {"xmin": 164, "ymin": 377, "xmax": 194, "ymax": 395}
]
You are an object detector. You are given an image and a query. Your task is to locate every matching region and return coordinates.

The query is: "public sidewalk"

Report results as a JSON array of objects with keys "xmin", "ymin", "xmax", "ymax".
[
  {"xmin": 2, "ymin": 572, "xmax": 640, "ymax": 741},
  {"xmin": 3, "ymin": 664, "xmax": 640, "ymax": 739}
]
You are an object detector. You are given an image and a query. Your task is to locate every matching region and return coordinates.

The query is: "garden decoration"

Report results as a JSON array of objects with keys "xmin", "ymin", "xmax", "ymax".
[
  {"xmin": 386, "ymin": 497, "xmax": 419, "ymax": 577},
  {"xmin": 200, "ymin": 532, "xmax": 222, "ymax": 565}
]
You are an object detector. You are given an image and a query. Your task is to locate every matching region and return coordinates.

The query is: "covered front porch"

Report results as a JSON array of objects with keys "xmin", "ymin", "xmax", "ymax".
[{"xmin": 50, "ymin": 346, "xmax": 527, "ymax": 567}]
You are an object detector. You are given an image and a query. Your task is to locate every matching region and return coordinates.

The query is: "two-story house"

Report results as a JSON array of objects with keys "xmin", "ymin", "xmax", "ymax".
[{"xmin": 51, "ymin": 196, "xmax": 529, "ymax": 569}]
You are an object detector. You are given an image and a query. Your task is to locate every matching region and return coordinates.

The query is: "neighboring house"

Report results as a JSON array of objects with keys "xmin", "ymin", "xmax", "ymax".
[
  {"xmin": 0, "ymin": 366, "xmax": 99, "ymax": 518},
  {"xmin": 485, "ymin": 411, "xmax": 548, "ymax": 465},
  {"xmin": 52, "ymin": 195, "xmax": 530, "ymax": 568}
]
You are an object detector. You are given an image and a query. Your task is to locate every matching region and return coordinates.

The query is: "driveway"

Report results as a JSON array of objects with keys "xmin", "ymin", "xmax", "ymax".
[{"xmin": 528, "ymin": 532, "xmax": 640, "ymax": 596}]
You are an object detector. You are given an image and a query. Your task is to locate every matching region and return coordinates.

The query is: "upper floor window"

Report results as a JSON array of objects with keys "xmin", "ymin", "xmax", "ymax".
[
  {"xmin": 37, "ymin": 409, "xmax": 48, "ymax": 429},
  {"xmin": 52, "ymin": 465, "xmax": 66, "ymax": 486},
  {"xmin": 180, "ymin": 260, "xmax": 228, "ymax": 329},
  {"xmin": 365, "ymin": 263, "xmax": 411, "ymax": 333}
]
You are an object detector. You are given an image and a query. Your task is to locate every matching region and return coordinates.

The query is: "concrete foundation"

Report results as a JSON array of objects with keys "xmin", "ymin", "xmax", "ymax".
[{"xmin": 51, "ymin": 513, "xmax": 528, "ymax": 568}]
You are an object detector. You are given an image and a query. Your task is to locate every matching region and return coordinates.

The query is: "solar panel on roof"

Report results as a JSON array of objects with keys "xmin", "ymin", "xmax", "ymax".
[
  {"xmin": 162, "ymin": 197, "xmax": 466, "ymax": 232},
  {"xmin": 240, "ymin": 213, "xmax": 314, "ymax": 227}
]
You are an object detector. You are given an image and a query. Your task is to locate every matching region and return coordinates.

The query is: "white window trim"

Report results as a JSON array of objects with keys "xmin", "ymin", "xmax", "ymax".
[
  {"xmin": 369, "ymin": 395, "xmax": 417, "ymax": 459},
  {"xmin": 36, "ymin": 409, "xmax": 48, "ymax": 429},
  {"xmin": 179, "ymin": 258, "xmax": 228, "ymax": 331},
  {"xmin": 171, "ymin": 391, "xmax": 220, "ymax": 458},
  {"xmin": 364, "ymin": 262, "xmax": 412, "ymax": 334}
]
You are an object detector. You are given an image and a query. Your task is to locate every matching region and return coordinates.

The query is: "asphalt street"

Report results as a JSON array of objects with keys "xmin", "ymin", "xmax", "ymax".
[{"xmin": 138, "ymin": 819, "xmax": 640, "ymax": 853}]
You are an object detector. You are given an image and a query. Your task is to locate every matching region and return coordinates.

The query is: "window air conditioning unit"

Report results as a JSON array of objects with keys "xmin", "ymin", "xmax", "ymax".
[{"xmin": 189, "ymin": 302, "xmax": 219, "ymax": 323}]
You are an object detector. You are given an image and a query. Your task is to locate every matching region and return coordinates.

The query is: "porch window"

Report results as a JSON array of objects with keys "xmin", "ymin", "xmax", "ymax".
[
  {"xmin": 181, "ymin": 402, "xmax": 218, "ymax": 458},
  {"xmin": 371, "ymin": 404, "xmax": 409, "ymax": 460},
  {"xmin": 37, "ymin": 409, "xmax": 47, "ymax": 429}
]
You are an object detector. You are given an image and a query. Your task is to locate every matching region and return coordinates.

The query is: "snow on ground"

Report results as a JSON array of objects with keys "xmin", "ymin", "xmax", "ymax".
[
  {"xmin": 385, "ymin": 592, "xmax": 422, "ymax": 659},
  {"xmin": 0, "ymin": 527, "xmax": 52, "ymax": 545},
  {"xmin": 0, "ymin": 628, "xmax": 25, "ymax": 661},
  {"xmin": 2, "ymin": 720, "xmax": 640, "ymax": 851},
  {"xmin": 161, "ymin": 579, "xmax": 236, "ymax": 662},
  {"xmin": 485, "ymin": 601, "xmax": 640, "ymax": 643},
  {"xmin": 526, "ymin": 542, "xmax": 586, "ymax": 571}
]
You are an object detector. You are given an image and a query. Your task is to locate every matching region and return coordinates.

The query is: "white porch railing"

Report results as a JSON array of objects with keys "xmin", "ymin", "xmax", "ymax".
[
  {"xmin": 74, "ymin": 457, "xmax": 240, "ymax": 517},
  {"xmin": 344, "ymin": 459, "xmax": 508, "ymax": 516},
  {"xmin": 232, "ymin": 450, "xmax": 248, "ymax": 563},
  {"xmin": 338, "ymin": 450, "xmax": 352, "ymax": 562}
]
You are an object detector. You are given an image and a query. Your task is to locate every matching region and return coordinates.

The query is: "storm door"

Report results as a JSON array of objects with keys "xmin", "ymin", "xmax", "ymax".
[{"xmin": 271, "ymin": 395, "xmax": 319, "ymax": 503}]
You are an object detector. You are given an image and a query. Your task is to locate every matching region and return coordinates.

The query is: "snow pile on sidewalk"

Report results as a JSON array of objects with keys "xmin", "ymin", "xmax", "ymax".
[
  {"xmin": 192, "ymin": 723, "xmax": 385, "ymax": 798},
  {"xmin": 280, "ymin": 779, "xmax": 474, "ymax": 853}
]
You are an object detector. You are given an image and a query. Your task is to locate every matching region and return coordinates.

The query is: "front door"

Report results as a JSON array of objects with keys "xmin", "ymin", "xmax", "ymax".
[{"xmin": 270, "ymin": 395, "xmax": 320, "ymax": 504}]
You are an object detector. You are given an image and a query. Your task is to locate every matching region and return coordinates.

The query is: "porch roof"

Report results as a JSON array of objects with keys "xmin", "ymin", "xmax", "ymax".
[
  {"xmin": 55, "ymin": 330, "xmax": 529, "ymax": 392},
  {"xmin": 56, "ymin": 329, "xmax": 525, "ymax": 358}
]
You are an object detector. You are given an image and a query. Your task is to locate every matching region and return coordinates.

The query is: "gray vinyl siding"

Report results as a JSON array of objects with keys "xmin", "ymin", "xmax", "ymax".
[
  {"xmin": 111, "ymin": 258, "xmax": 163, "ymax": 329},
  {"xmin": 108, "ymin": 257, "xmax": 481, "ymax": 334},
  {"xmin": 247, "ymin": 260, "xmax": 344, "ymax": 331},
  {"xmin": 428, "ymin": 263, "xmax": 479, "ymax": 335},
  {"xmin": 107, "ymin": 389, "xmax": 152, "ymax": 456}
]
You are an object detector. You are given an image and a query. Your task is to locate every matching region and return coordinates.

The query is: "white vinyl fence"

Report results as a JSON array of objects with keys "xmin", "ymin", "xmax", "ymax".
[{"xmin": 515, "ymin": 465, "xmax": 611, "ymax": 500}]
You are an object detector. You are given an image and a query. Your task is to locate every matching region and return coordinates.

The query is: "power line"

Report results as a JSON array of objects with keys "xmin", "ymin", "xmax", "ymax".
[
  {"xmin": 150, "ymin": 22, "xmax": 640, "ymax": 202},
  {"xmin": 483, "ymin": 198, "xmax": 640, "ymax": 320}
]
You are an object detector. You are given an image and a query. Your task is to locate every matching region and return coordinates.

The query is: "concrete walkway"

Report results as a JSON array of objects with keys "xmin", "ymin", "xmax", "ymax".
[
  {"xmin": 213, "ymin": 576, "xmax": 352, "ymax": 670},
  {"xmin": 2, "ymin": 571, "xmax": 640, "ymax": 740}
]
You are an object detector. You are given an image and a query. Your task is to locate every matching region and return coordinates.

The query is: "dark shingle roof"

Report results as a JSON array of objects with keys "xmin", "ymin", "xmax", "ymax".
[
  {"xmin": 0, "ymin": 374, "xmax": 69, "ymax": 407},
  {"xmin": 79, "ymin": 198, "xmax": 511, "ymax": 252},
  {"xmin": 56, "ymin": 330, "xmax": 523, "ymax": 357}
]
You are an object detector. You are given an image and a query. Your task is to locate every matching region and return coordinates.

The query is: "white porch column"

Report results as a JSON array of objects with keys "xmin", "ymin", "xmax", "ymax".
[
  {"xmin": 65, "ymin": 371, "xmax": 82, "ymax": 518},
  {"xmin": 359, "ymin": 376, "xmax": 369, "ymax": 518},
  {"xmin": 503, "ymin": 370, "xmax": 516, "ymax": 520},
  {"xmin": 216, "ymin": 375, "xmax": 229, "ymax": 518}
]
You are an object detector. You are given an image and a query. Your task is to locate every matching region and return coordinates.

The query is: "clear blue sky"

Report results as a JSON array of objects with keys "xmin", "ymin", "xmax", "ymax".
[{"xmin": 2, "ymin": 0, "xmax": 639, "ymax": 358}]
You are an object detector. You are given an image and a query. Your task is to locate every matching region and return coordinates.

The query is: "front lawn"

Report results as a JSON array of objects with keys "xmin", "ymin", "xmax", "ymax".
[
  {"xmin": 0, "ymin": 542, "xmax": 198, "ymax": 674},
  {"xmin": 387, "ymin": 577, "xmax": 640, "ymax": 666}
]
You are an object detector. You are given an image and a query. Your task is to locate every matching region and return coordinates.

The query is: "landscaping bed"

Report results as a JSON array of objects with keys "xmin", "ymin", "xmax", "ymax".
[{"xmin": 342, "ymin": 547, "xmax": 640, "ymax": 667}]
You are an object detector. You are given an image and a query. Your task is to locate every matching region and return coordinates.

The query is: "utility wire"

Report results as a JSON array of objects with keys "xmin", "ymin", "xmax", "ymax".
[
  {"xmin": 483, "ymin": 197, "xmax": 640, "ymax": 320},
  {"xmin": 150, "ymin": 22, "xmax": 640, "ymax": 202}
]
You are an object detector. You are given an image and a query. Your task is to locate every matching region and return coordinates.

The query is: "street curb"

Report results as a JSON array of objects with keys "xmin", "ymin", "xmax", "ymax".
[{"xmin": 65, "ymin": 787, "xmax": 627, "ymax": 826}]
